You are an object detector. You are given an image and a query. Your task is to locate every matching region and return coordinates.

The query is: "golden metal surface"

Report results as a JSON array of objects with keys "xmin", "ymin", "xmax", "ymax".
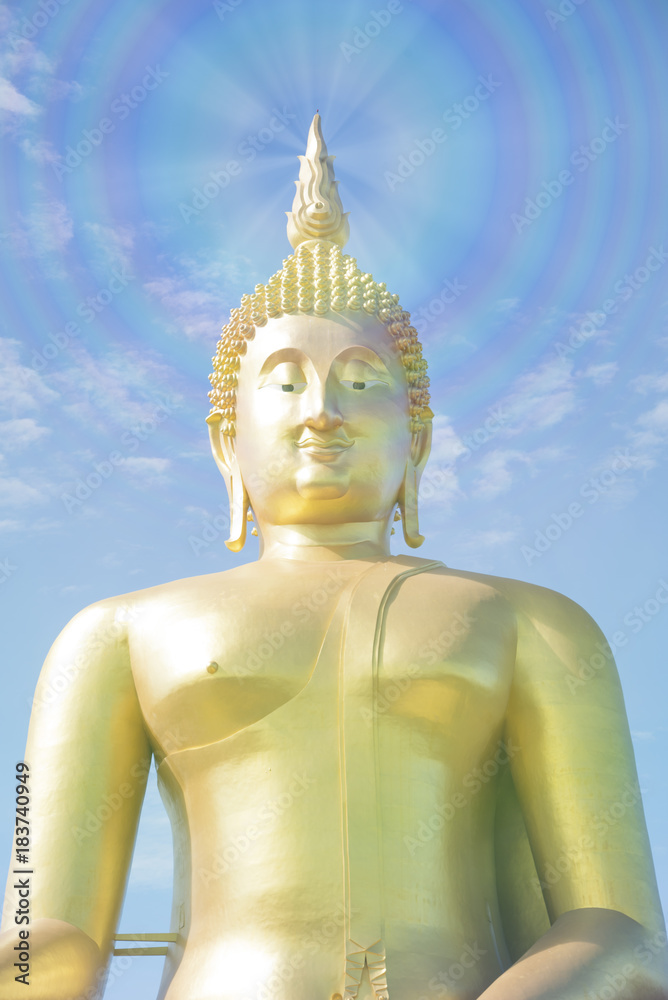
[
  {"xmin": 112, "ymin": 933, "xmax": 178, "ymax": 958},
  {"xmin": 113, "ymin": 947, "xmax": 169, "ymax": 957},
  {"xmin": 1, "ymin": 115, "xmax": 667, "ymax": 999}
]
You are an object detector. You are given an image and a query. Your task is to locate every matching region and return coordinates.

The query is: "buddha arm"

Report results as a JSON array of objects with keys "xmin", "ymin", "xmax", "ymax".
[
  {"xmin": 480, "ymin": 587, "xmax": 668, "ymax": 999},
  {"xmin": 0, "ymin": 600, "xmax": 151, "ymax": 999}
]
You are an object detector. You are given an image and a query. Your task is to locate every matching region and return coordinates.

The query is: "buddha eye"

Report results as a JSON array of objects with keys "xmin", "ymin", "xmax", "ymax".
[
  {"xmin": 263, "ymin": 381, "xmax": 306, "ymax": 393},
  {"xmin": 259, "ymin": 362, "xmax": 307, "ymax": 393},
  {"xmin": 267, "ymin": 381, "xmax": 306, "ymax": 393},
  {"xmin": 340, "ymin": 379, "xmax": 387, "ymax": 391}
]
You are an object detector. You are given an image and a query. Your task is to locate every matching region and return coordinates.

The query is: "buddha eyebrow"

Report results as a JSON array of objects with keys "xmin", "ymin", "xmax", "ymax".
[
  {"xmin": 257, "ymin": 349, "xmax": 308, "ymax": 376},
  {"xmin": 333, "ymin": 346, "xmax": 392, "ymax": 372}
]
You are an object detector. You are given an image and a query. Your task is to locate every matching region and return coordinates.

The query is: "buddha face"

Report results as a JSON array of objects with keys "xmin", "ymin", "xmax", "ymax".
[{"xmin": 227, "ymin": 311, "xmax": 426, "ymax": 529}]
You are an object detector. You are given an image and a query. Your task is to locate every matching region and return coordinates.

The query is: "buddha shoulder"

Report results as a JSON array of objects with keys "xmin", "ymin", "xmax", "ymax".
[
  {"xmin": 66, "ymin": 564, "xmax": 260, "ymax": 627},
  {"xmin": 439, "ymin": 567, "xmax": 600, "ymax": 631},
  {"xmin": 38, "ymin": 565, "xmax": 252, "ymax": 676},
  {"xmin": 405, "ymin": 564, "xmax": 613, "ymax": 683},
  {"xmin": 446, "ymin": 568, "xmax": 615, "ymax": 695}
]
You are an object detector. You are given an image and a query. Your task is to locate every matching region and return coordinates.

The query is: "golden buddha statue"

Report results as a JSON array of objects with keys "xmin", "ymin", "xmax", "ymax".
[{"xmin": 1, "ymin": 115, "xmax": 667, "ymax": 1000}]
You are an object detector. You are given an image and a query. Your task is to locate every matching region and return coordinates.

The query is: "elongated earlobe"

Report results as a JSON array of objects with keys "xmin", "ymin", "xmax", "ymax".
[
  {"xmin": 399, "ymin": 463, "xmax": 424, "ymax": 548},
  {"xmin": 398, "ymin": 412, "xmax": 432, "ymax": 548},
  {"xmin": 206, "ymin": 413, "xmax": 248, "ymax": 552},
  {"xmin": 225, "ymin": 468, "xmax": 249, "ymax": 552}
]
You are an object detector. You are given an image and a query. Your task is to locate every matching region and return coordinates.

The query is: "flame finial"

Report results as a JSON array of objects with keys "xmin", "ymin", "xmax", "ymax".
[{"xmin": 286, "ymin": 113, "xmax": 350, "ymax": 249}]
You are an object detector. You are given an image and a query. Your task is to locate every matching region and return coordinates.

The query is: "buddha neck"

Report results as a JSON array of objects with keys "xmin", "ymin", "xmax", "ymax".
[{"xmin": 258, "ymin": 521, "xmax": 392, "ymax": 563}]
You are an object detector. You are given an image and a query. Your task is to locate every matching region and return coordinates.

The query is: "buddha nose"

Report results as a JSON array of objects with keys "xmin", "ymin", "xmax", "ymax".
[{"xmin": 303, "ymin": 381, "xmax": 343, "ymax": 431}]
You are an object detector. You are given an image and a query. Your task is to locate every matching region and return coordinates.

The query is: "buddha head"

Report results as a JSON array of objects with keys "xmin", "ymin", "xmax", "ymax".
[{"xmin": 207, "ymin": 114, "xmax": 432, "ymax": 553}]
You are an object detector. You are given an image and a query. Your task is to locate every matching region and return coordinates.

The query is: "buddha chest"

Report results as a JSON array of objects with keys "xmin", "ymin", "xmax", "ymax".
[
  {"xmin": 129, "ymin": 559, "xmax": 515, "ymax": 765},
  {"xmin": 142, "ymin": 559, "xmax": 516, "ymax": 999}
]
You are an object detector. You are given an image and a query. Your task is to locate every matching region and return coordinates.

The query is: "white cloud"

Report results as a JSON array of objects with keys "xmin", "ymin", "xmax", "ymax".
[
  {"xmin": 621, "ymin": 355, "xmax": 668, "ymax": 467},
  {"xmin": 0, "ymin": 38, "xmax": 82, "ymax": 102},
  {"xmin": 41, "ymin": 341, "xmax": 182, "ymax": 434},
  {"xmin": 471, "ymin": 445, "xmax": 568, "ymax": 501},
  {"xmin": 145, "ymin": 280, "xmax": 215, "ymax": 311},
  {"xmin": 500, "ymin": 358, "xmax": 578, "ymax": 436},
  {"xmin": 495, "ymin": 297, "xmax": 520, "ymax": 313},
  {"xmin": 20, "ymin": 137, "xmax": 59, "ymax": 163},
  {"xmin": 178, "ymin": 252, "xmax": 250, "ymax": 288},
  {"xmin": 0, "ymin": 515, "xmax": 62, "ymax": 535},
  {"xmin": 583, "ymin": 450, "xmax": 640, "ymax": 507},
  {"xmin": 582, "ymin": 362, "xmax": 618, "ymax": 386},
  {"xmin": 121, "ymin": 457, "xmax": 170, "ymax": 475},
  {"xmin": 419, "ymin": 464, "xmax": 461, "ymax": 511},
  {"xmin": 82, "ymin": 222, "xmax": 134, "ymax": 273},
  {"xmin": 143, "ymin": 250, "xmax": 253, "ymax": 340},
  {"xmin": 558, "ymin": 309, "xmax": 612, "ymax": 347},
  {"xmin": 0, "ymin": 518, "xmax": 22, "ymax": 533},
  {"xmin": 471, "ymin": 449, "xmax": 529, "ymax": 500},
  {"xmin": 42, "ymin": 78, "xmax": 84, "ymax": 102},
  {"xmin": 428, "ymin": 414, "xmax": 467, "ymax": 466},
  {"xmin": 637, "ymin": 399, "xmax": 668, "ymax": 434},
  {"xmin": 0, "ymin": 338, "xmax": 59, "ymax": 413},
  {"xmin": 120, "ymin": 456, "xmax": 171, "ymax": 488},
  {"xmin": 626, "ymin": 397, "xmax": 668, "ymax": 468},
  {"xmin": 30, "ymin": 517, "xmax": 62, "ymax": 531},
  {"xmin": 0, "ymin": 417, "xmax": 50, "ymax": 450},
  {"xmin": 26, "ymin": 197, "xmax": 73, "ymax": 255},
  {"xmin": 143, "ymin": 276, "xmax": 221, "ymax": 339},
  {"xmin": 631, "ymin": 370, "xmax": 668, "ymax": 395},
  {"xmin": 53, "ymin": 347, "xmax": 182, "ymax": 432},
  {"xmin": 419, "ymin": 415, "xmax": 465, "ymax": 509},
  {"xmin": 457, "ymin": 528, "xmax": 517, "ymax": 550},
  {"xmin": 2, "ymin": 199, "xmax": 74, "ymax": 259},
  {"xmin": 0, "ymin": 475, "xmax": 44, "ymax": 507},
  {"xmin": 182, "ymin": 504, "xmax": 212, "ymax": 519},
  {"xmin": 0, "ymin": 41, "xmax": 53, "ymax": 79},
  {"xmin": 0, "ymin": 75, "xmax": 39, "ymax": 115}
]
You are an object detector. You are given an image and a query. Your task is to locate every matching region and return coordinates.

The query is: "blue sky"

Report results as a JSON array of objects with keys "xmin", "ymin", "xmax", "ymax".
[{"xmin": 1, "ymin": 0, "xmax": 667, "ymax": 994}]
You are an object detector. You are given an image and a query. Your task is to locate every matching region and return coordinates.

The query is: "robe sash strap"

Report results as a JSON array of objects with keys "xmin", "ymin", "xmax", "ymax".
[{"xmin": 336, "ymin": 557, "xmax": 445, "ymax": 1000}]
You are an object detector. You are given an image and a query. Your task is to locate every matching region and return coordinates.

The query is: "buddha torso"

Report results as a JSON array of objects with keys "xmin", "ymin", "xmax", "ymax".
[
  {"xmin": 1, "ymin": 107, "xmax": 664, "ymax": 1000},
  {"xmin": 127, "ymin": 555, "xmax": 522, "ymax": 1000}
]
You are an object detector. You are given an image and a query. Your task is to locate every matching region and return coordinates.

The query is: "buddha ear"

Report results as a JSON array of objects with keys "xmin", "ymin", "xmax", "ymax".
[
  {"xmin": 399, "ymin": 409, "xmax": 433, "ymax": 549},
  {"xmin": 410, "ymin": 408, "xmax": 433, "ymax": 476},
  {"xmin": 206, "ymin": 414, "xmax": 248, "ymax": 552}
]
